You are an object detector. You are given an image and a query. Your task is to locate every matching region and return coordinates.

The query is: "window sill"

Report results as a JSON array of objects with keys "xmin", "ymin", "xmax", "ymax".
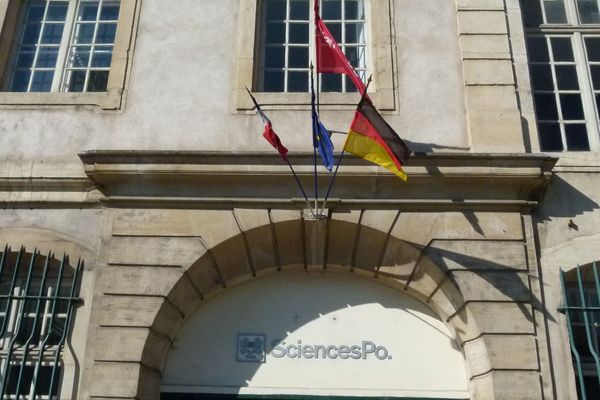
[
  {"xmin": 233, "ymin": 88, "xmax": 395, "ymax": 112},
  {"xmin": 0, "ymin": 89, "xmax": 123, "ymax": 110}
]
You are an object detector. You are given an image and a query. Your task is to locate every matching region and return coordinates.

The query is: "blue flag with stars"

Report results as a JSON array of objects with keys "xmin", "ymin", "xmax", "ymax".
[{"xmin": 311, "ymin": 70, "xmax": 334, "ymax": 171}]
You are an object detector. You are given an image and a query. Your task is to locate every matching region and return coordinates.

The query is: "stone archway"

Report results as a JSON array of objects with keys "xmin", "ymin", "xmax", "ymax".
[{"xmin": 137, "ymin": 214, "xmax": 498, "ymax": 399}]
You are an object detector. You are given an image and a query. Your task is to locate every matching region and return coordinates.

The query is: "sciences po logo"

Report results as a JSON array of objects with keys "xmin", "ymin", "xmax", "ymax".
[{"xmin": 236, "ymin": 333, "xmax": 392, "ymax": 363}]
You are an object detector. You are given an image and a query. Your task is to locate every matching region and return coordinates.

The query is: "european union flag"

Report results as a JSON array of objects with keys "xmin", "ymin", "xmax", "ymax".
[{"xmin": 311, "ymin": 70, "xmax": 334, "ymax": 171}]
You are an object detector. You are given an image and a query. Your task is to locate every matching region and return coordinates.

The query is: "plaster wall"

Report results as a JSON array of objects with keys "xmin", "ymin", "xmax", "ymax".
[{"xmin": 0, "ymin": 0, "xmax": 466, "ymax": 175}]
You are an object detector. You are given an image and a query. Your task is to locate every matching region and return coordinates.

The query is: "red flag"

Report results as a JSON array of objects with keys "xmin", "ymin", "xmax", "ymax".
[
  {"xmin": 315, "ymin": 3, "xmax": 366, "ymax": 94},
  {"xmin": 246, "ymin": 88, "xmax": 288, "ymax": 160}
]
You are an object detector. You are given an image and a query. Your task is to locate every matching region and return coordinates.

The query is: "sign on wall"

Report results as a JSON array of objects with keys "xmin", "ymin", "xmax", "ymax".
[{"xmin": 162, "ymin": 273, "xmax": 469, "ymax": 399}]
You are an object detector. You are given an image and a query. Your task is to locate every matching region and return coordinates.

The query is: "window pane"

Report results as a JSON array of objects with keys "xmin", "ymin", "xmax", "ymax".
[
  {"xmin": 346, "ymin": 46, "xmax": 366, "ymax": 68},
  {"xmin": 263, "ymin": 70, "xmax": 284, "ymax": 91},
  {"xmin": 67, "ymin": 70, "xmax": 87, "ymax": 91},
  {"xmin": 100, "ymin": 3, "xmax": 121, "ymax": 20},
  {"xmin": 91, "ymin": 48, "xmax": 113, "ymax": 67},
  {"xmin": 289, "ymin": 23, "xmax": 308, "ymax": 44},
  {"xmin": 79, "ymin": 3, "xmax": 99, "ymax": 21},
  {"xmin": 325, "ymin": 22, "xmax": 342, "ymax": 42},
  {"xmin": 35, "ymin": 49, "xmax": 59, "ymax": 68},
  {"xmin": 538, "ymin": 122, "xmax": 563, "ymax": 151},
  {"xmin": 551, "ymin": 37, "xmax": 574, "ymax": 61},
  {"xmin": 530, "ymin": 64, "xmax": 554, "ymax": 90},
  {"xmin": 41, "ymin": 23, "xmax": 64, "ymax": 44},
  {"xmin": 265, "ymin": 0, "xmax": 286, "ymax": 20},
  {"xmin": 321, "ymin": 74, "xmax": 342, "ymax": 91},
  {"xmin": 69, "ymin": 47, "xmax": 91, "ymax": 67},
  {"xmin": 30, "ymin": 71, "xmax": 54, "ymax": 92},
  {"xmin": 6, "ymin": 364, "xmax": 34, "ymax": 396},
  {"xmin": 345, "ymin": 0, "xmax": 365, "ymax": 20},
  {"xmin": 288, "ymin": 46, "xmax": 308, "ymax": 68},
  {"xmin": 264, "ymin": 46, "xmax": 285, "ymax": 68},
  {"xmin": 596, "ymin": 93, "xmax": 600, "ymax": 116},
  {"xmin": 322, "ymin": 0, "xmax": 342, "ymax": 19},
  {"xmin": 577, "ymin": 0, "xmax": 600, "ymax": 23},
  {"xmin": 527, "ymin": 37, "xmax": 550, "ymax": 62},
  {"xmin": 288, "ymin": 71, "xmax": 308, "ymax": 92},
  {"xmin": 590, "ymin": 65, "xmax": 600, "ymax": 89},
  {"xmin": 10, "ymin": 71, "xmax": 31, "ymax": 91},
  {"xmin": 35, "ymin": 366, "xmax": 61, "ymax": 396},
  {"xmin": 96, "ymin": 23, "xmax": 117, "ymax": 43},
  {"xmin": 74, "ymin": 23, "xmax": 95, "ymax": 43},
  {"xmin": 266, "ymin": 22, "xmax": 285, "ymax": 44},
  {"xmin": 47, "ymin": 2, "xmax": 69, "ymax": 21},
  {"xmin": 565, "ymin": 124, "xmax": 590, "ymax": 150},
  {"xmin": 585, "ymin": 37, "xmax": 600, "ymax": 61},
  {"xmin": 523, "ymin": 0, "xmax": 544, "ymax": 25},
  {"xmin": 27, "ymin": 4, "xmax": 45, "ymax": 22},
  {"xmin": 22, "ymin": 24, "xmax": 41, "ymax": 45},
  {"xmin": 87, "ymin": 70, "xmax": 109, "ymax": 92},
  {"xmin": 544, "ymin": 0, "xmax": 568, "ymax": 23},
  {"xmin": 345, "ymin": 23, "xmax": 364, "ymax": 44},
  {"xmin": 345, "ymin": 75, "xmax": 359, "ymax": 92},
  {"xmin": 560, "ymin": 94, "xmax": 585, "ymax": 119},
  {"xmin": 555, "ymin": 65, "xmax": 580, "ymax": 90},
  {"xmin": 289, "ymin": 0, "xmax": 309, "ymax": 20},
  {"xmin": 16, "ymin": 52, "xmax": 35, "ymax": 68},
  {"xmin": 535, "ymin": 93, "xmax": 559, "ymax": 120}
]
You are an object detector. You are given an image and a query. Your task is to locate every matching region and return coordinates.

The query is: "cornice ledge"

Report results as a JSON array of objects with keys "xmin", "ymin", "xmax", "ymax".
[{"xmin": 77, "ymin": 151, "xmax": 558, "ymax": 206}]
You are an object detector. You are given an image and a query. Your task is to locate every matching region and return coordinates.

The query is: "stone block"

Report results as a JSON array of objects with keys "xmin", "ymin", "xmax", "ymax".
[
  {"xmin": 464, "ymin": 335, "xmax": 538, "ymax": 376},
  {"xmin": 461, "ymin": 34, "xmax": 510, "ymax": 59},
  {"xmin": 98, "ymin": 295, "xmax": 182, "ymax": 336},
  {"xmin": 466, "ymin": 85, "xmax": 520, "ymax": 111},
  {"xmin": 457, "ymin": 0, "xmax": 505, "ymax": 10},
  {"xmin": 468, "ymin": 112, "xmax": 525, "ymax": 152},
  {"xmin": 106, "ymin": 236, "xmax": 203, "ymax": 267},
  {"xmin": 90, "ymin": 362, "xmax": 141, "ymax": 398},
  {"xmin": 95, "ymin": 327, "xmax": 169, "ymax": 370},
  {"xmin": 426, "ymin": 240, "xmax": 528, "ymax": 273},
  {"xmin": 472, "ymin": 370, "xmax": 542, "ymax": 400},
  {"xmin": 464, "ymin": 59, "xmax": 514, "ymax": 85},
  {"xmin": 450, "ymin": 302, "xmax": 534, "ymax": 340},
  {"xmin": 270, "ymin": 210, "xmax": 304, "ymax": 268},
  {"xmin": 451, "ymin": 270, "xmax": 530, "ymax": 302},
  {"xmin": 327, "ymin": 210, "xmax": 362, "ymax": 267},
  {"xmin": 458, "ymin": 10, "xmax": 507, "ymax": 35},
  {"xmin": 100, "ymin": 265, "xmax": 183, "ymax": 296}
]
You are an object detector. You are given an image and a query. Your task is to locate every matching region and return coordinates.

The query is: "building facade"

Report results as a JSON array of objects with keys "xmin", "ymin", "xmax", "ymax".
[{"xmin": 0, "ymin": 0, "xmax": 598, "ymax": 399}]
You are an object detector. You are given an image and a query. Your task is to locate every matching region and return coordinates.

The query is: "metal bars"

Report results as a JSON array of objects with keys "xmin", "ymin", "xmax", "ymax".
[
  {"xmin": 560, "ymin": 263, "xmax": 600, "ymax": 399},
  {"xmin": 0, "ymin": 245, "xmax": 82, "ymax": 400}
]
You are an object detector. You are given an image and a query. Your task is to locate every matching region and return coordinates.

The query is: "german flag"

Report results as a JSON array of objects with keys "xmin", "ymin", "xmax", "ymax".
[{"xmin": 343, "ymin": 97, "xmax": 412, "ymax": 180}]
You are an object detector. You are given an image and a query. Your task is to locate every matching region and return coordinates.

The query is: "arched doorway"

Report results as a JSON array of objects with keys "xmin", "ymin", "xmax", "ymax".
[{"xmin": 160, "ymin": 271, "xmax": 469, "ymax": 399}]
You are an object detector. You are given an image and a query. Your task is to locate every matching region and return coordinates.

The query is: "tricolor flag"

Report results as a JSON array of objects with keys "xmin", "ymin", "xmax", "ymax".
[
  {"xmin": 315, "ymin": 3, "xmax": 366, "ymax": 94},
  {"xmin": 311, "ymin": 69, "xmax": 335, "ymax": 171},
  {"xmin": 246, "ymin": 88, "xmax": 289, "ymax": 160},
  {"xmin": 343, "ymin": 96, "xmax": 412, "ymax": 180}
]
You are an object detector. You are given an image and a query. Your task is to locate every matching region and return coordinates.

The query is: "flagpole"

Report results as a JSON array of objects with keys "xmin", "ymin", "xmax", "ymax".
[
  {"xmin": 310, "ymin": 63, "xmax": 319, "ymax": 216},
  {"xmin": 319, "ymin": 75, "xmax": 372, "ymax": 215},
  {"xmin": 286, "ymin": 159, "xmax": 315, "ymax": 214}
]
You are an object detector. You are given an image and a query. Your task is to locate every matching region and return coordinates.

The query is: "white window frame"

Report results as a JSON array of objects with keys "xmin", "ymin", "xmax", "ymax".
[
  {"xmin": 232, "ymin": 0, "xmax": 397, "ymax": 111},
  {"xmin": 525, "ymin": 0, "xmax": 600, "ymax": 152},
  {"xmin": 0, "ymin": 0, "xmax": 140, "ymax": 110},
  {"xmin": 257, "ymin": 0, "xmax": 369, "ymax": 93}
]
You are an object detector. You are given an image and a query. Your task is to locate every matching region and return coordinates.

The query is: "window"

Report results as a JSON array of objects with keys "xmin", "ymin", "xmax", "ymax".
[
  {"xmin": 0, "ymin": 0, "xmax": 139, "ymax": 109},
  {"xmin": 560, "ymin": 263, "xmax": 600, "ymax": 399},
  {"xmin": 258, "ymin": 0, "xmax": 367, "ymax": 93},
  {"xmin": 8, "ymin": 0, "xmax": 120, "ymax": 93},
  {"xmin": 0, "ymin": 247, "xmax": 82, "ymax": 400},
  {"xmin": 232, "ymin": 0, "xmax": 396, "ymax": 110},
  {"xmin": 523, "ymin": 0, "xmax": 600, "ymax": 151}
]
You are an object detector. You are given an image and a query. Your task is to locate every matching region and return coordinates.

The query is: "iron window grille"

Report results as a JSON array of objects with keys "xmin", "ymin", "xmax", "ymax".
[
  {"xmin": 0, "ymin": 246, "xmax": 83, "ymax": 400},
  {"xmin": 560, "ymin": 263, "xmax": 600, "ymax": 399}
]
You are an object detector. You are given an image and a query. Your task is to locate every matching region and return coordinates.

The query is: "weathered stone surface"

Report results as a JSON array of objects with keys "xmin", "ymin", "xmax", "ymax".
[
  {"xmin": 458, "ymin": 11, "xmax": 507, "ymax": 35},
  {"xmin": 90, "ymin": 362, "xmax": 141, "ymax": 398},
  {"xmin": 95, "ymin": 327, "xmax": 169, "ymax": 370},
  {"xmin": 464, "ymin": 59, "xmax": 514, "ymax": 85},
  {"xmin": 450, "ymin": 302, "xmax": 534, "ymax": 340},
  {"xmin": 100, "ymin": 265, "xmax": 183, "ymax": 296},
  {"xmin": 464, "ymin": 334, "xmax": 538, "ymax": 376},
  {"xmin": 426, "ymin": 240, "xmax": 528, "ymax": 272},
  {"xmin": 106, "ymin": 236, "xmax": 203, "ymax": 267}
]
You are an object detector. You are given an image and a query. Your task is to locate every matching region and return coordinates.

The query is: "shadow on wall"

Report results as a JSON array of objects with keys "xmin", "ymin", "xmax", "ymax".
[{"xmin": 537, "ymin": 175, "xmax": 600, "ymax": 221}]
